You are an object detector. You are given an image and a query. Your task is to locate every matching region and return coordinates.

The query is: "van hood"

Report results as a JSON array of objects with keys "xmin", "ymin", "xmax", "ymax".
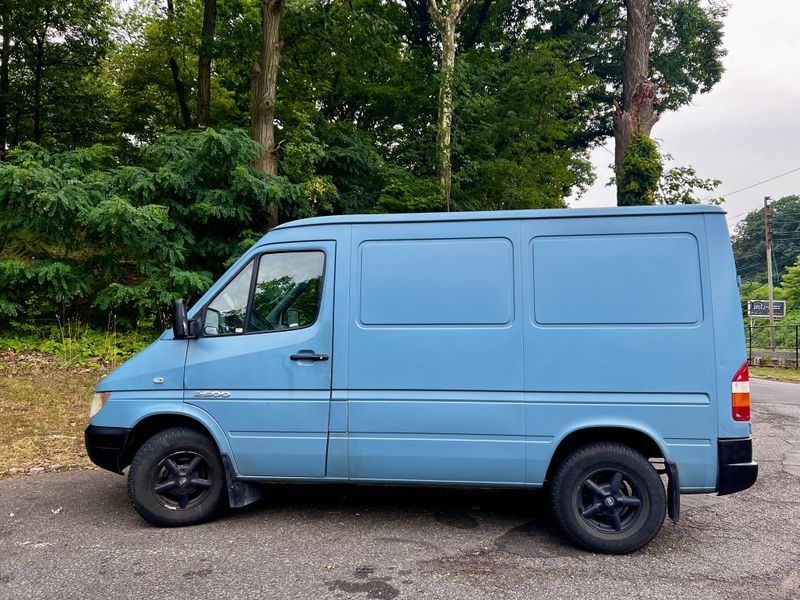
[{"xmin": 96, "ymin": 337, "xmax": 188, "ymax": 392}]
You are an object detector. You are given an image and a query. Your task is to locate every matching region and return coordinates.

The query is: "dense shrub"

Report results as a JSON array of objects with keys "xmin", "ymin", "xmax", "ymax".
[{"xmin": 0, "ymin": 128, "xmax": 319, "ymax": 330}]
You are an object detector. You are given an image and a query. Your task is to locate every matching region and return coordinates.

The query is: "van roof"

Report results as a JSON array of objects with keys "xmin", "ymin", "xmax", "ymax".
[{"xmin": 272, "ymin": 204, "xmax": 725, "ymax": 230}]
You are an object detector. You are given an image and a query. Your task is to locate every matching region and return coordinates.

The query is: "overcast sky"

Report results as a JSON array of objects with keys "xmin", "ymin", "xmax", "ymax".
[{"xmin": 568, "ymin": 1, "xmax": 800, "ymax": 233}]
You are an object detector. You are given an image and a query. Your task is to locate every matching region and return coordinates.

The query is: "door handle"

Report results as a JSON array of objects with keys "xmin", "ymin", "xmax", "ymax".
[{"xmin": 290, "ymin": 353, "xmax": 329, "ymax": 361}]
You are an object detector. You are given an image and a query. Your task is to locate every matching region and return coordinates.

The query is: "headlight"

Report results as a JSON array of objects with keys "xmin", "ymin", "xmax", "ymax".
[{"xmin": 89, "ymin": 392, "xmax": 112, "ymax": 419}]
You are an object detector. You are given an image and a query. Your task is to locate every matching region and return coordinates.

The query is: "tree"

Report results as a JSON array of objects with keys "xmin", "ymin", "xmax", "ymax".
[
  {"xmin": 613, "ymin": 0, "xmax": 659, "ymax": 205},
  {"xmin": 453, "ymin": 41, "xmax": 600, "ymax": 209},
  {"xmin": 427, "ymin": 0, "xmax": 478, "ymax": 211},
  {"xmin": 250, "ymin": 0, "xmax": 285, "ymax": 228},
  {"xmin": 0, "ymin": 0, "xmax": 736, "ymax": 333},
  {"xmin": 0, "ymin": 129, "xmax": 293, "ymax": 325},
  {"xmin": 111, "ymin": 0, "xmax": 203, "ymax": 140},
  {"xmin": 0, "ymin": 1, "xmax": 9, "ymax": 159},
  {"xmin": 197, "ymin": 0, "xmax": 217, "ymax": 127},
  {"xmin": 655, "ymin": 160, "xmax": 722, "ymax": 205},
  {"xmin": 779, "ymin": 256, "xmax": 800, "ymax": 312},
  {"xmin": 3, "ymin": 0, "xmax": 115, "ymax": 150},
  {"xmin": 531, "ymin": 0, "xmax": 726, "ymax": 175},
  {"xmin": 733, "ymin": 195, "xmax": 800, "ymax": 285},
  {"xmin": 166, "ymin": 0, "xmax": 193, "ymax": 129}
]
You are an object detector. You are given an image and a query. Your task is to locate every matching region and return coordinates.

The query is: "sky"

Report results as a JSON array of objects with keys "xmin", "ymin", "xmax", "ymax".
[{"xmin": 568, "ymin": 0, "xmax": 800, "ymax": 235}]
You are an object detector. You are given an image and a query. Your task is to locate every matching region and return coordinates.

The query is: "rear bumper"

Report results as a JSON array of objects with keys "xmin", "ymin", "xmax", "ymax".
[
  {"xmin": 85, "ymin": 425, "xmax": 131, "ymax": 474},
  {"xmin": 717, "ymin": 437, "xmax": 758, "ymax": 495}
]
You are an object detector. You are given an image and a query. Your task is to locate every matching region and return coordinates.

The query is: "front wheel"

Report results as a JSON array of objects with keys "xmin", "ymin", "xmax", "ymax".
[
  {"xmin": 128, "ymin": 427, "xmax": 226, "ymax": 527},
  {"xmin": 550, "ymin": 442, "xmax": 666, "ymax": 554}
]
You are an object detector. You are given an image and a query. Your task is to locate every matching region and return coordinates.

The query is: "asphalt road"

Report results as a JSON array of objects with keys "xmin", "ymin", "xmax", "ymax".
[
  {"xmin": 2, "ymin": 382, "xmax": 800, "ymax": 600},
  {"xmin": 751, "ymin": 377, "xmax": 800, "ymax": 406}
]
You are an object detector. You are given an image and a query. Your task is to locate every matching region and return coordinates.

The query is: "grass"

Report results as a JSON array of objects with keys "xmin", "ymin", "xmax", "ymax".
[
  {"xmin": 750, "ymin": 366, "xmax": 800, "ymax": 383},
  {"xmin": 0, "ymin": 327, "xmax": 151, "ymax": 475},
  {"xmin": 1, "ymin": 322, "xmax": 152, "ymax": 368},
  {"xmin": 0, "ymin": 350, "xmax": 110, "ymax": 474}
]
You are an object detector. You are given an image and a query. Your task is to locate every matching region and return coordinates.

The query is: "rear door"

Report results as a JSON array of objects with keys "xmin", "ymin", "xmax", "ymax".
[{"xmin": 185, "ymin": 241, "xmax": 335, "ymax": 478}]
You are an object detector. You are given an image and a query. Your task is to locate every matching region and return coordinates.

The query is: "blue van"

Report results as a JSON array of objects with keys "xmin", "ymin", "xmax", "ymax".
[{"xmin": 85, "ymin": 205, "xmax": 757, "ymax": 554}]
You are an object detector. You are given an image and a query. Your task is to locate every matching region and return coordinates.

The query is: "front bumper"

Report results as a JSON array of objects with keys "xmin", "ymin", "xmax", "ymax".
[
  {"xmin": 717, "ymin": 437, "xmax": 758, "ymax": 495},
  {"xmin": 85, "ymin": 425, "xmax": 131, "ymax": 474}
]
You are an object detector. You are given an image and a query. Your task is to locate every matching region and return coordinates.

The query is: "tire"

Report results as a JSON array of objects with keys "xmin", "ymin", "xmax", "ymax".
[
  {"xmin": 550, "ymin": 442, "xmax": 666, "ymax": 554},
  {"xmin": 127, "ymin": 427, "xmax": 226, "ymax": 527}
]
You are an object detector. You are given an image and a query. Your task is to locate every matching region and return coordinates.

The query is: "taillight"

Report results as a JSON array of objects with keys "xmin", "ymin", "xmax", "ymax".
[
  {"xmin": 89, "ymin": 392, "xmax": 112, "ymax": 419},
  {"xmin": 732, "ymin": 362, "xmax": 750, "ymax": 421}
]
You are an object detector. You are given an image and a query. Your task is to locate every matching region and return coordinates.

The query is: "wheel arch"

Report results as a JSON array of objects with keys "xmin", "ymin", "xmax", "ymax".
[
  {"xmin": 120, "ymin": 409, "xmax": 233, "ymax": 473},
  {"xmin": 545, "ymin": 425, "xmax": 666, "ymax": 485}
]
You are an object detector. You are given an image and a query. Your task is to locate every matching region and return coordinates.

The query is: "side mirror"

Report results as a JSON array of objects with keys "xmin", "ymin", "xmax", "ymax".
[
  {"xmin": 173, "ymin": 299, "xmax": 200, "ymax": 339},
  {"xmin": 286, "ymin": 308, "xmax": 300, "ymax": 328},
  {"xmin": 173, "ymin": 298, "xmax": 190, "ymax": 339}
]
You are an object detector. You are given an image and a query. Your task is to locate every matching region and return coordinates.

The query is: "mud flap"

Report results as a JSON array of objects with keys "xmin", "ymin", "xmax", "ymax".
[
  {"xmin": 221, "ymin": 454, "xmax": 262, "ymax": 508},
  {"xmin": 664, "ymin": 460, "xmax": 680, "ymax": 523}
]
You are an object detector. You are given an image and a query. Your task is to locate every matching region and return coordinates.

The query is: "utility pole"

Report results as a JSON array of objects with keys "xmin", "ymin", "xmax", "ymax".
[{"xmin": 765, "ymin": 196, "xmax": 776, "ymax": 351}]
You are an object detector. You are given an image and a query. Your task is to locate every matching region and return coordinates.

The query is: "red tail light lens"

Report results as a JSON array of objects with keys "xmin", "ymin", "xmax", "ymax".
[{"xmin": 732, "ymin": 361, "xmax": 750, "ymax": 421}]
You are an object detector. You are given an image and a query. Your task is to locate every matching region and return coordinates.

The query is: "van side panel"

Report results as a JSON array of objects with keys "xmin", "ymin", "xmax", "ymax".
[
  {"xmin": 705, "ymin": 214, "xmax": 751, "ymax": 440},
  {"xmin": 346, "ymin": 221, "xmax": 526, "ymax": 484},
  {"xmin": 522, "ymin": 215, "xmax": 719, "ymax": 492}
]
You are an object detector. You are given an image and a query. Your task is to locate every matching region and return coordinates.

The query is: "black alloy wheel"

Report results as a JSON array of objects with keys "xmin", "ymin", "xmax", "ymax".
[
  {"xmin": 577, "ymin": 468, "xmax": 643, "ymax": 533},
  {"xmin": 550, "ymin": 442, "xmax": 666, "ymax": 554},
  {"xmin": 151, "ymin": 451, "xmax": 214, "ymax": 511},
  {"xmin": 128, "ymin": 427, "xmax": 226, "ymax": 527}
]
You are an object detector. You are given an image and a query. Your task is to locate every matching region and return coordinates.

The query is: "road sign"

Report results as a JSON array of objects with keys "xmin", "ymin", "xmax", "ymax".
[{"xmin": 748, "ymin": 300, "xmax": 786, "ymax": 318}]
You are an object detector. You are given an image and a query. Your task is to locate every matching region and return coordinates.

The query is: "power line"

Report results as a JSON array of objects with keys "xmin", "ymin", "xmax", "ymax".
[
  {"xmin": 722, "ymin": 166, "xmax": 800, "ymax": 220},
  {"xmin": 722, "ymin": 166, "xmax": 800, "ymax": 200}
]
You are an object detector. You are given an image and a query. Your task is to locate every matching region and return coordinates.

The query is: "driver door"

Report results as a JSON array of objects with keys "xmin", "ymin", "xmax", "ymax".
[{"xmin": 184, "ymin": 241, "xmax": 335, "ymax": 478}]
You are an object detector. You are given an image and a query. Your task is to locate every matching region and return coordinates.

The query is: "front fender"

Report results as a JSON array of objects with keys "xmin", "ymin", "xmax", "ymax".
[{"xmin": 89, "ymin": 391, "xmax": 238, "ymax": 475}]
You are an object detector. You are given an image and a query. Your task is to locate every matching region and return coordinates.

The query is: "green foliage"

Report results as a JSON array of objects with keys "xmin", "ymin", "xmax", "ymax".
[
  {"xmin": 733, "ymin": 195, "xmax": 800, "ymax": 284},
  {"xmin": 3, "ymin": 0, "xmax": 118, "ymax": 148},
  {"xmin": 532, "ymin": 0, "xmax": 727, "ymax": 138},
  {"xmin": 0, "ymin": 0, "xmax": 731, "ymax": 333},
  {"xmin": 0, "ymin": 323, "xmax": 151, "ymax": 366},
  {"xmin": 656, "ymin": 160, "xmax": 723, "ymax": 206},
  {"xmin": 452, "ymin": 41, "xmax": 599, "ymax": 210},
  {"xmin": 777, "ymin": 256, "xmax": 800, "ymax": 311},
  {"xmin": 0, "ymin": 128, "xmax": 330, "ymax": 328},
  {"xmin": 618, "ymin": 135, "xmax": 663, "ymax": 206},
  {"xmin": 650, "ymin": 0, "xmax": 727, "ymax": 111}
]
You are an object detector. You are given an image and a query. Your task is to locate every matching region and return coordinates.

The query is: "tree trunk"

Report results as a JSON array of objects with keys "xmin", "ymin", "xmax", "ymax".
[
  {"xmin": 32, "ymin": 8, "xmax": 50, "ymax": 146},
  {"xmin": 0, "ymin": 3, "xmax": 9, "ymax": 159},
  {"xmin": 464, "ymin": 0, "xmax": 493, "ymax": 51},
  {"xmin": 250, "ymin": 0, "xmax": 284, "ymax": 229},
  {"xmin": 436, "ymin": 19, "xmax": 455, "ymax": 211},
  {"xmin": 404, "ymin": 0, "xmax": 434, "ymax": 52},
  {"xmin": 196, "ymin": 0, "xmax": 216, "ymax": 127},
  {"xmin": 428, "ymin": 0, "xmax": 476, "ymax": 212},
  {"xmin": 166, "ymin": 0, "xmax": 192, "ymax": 129},
  {"xmin": 33, "ymin": 34, "xmax": 44, "ymax": 144},
  {"xmin": 614, "ymin": 0, "xmax": 659, "ymax": 205}
]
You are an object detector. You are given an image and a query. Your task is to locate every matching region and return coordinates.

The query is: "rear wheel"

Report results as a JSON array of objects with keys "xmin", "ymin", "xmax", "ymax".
[
  {"xmin": 128, "ymin": 427, "xmax": 226, "ymax": 527},
  {"xmin": 550, "ymin": 442, "xmax": 666, "ymax": 554}
]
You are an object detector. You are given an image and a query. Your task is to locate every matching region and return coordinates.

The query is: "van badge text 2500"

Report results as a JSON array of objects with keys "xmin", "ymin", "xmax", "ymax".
[{"xmin": 193, "ymin": 391, "xmax": 231, "ymax": 398}]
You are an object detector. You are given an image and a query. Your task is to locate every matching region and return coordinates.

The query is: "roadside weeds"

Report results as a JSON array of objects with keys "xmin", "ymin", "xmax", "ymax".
[{"xmin": 0, "ymin": 350, "xmax": 108, "ymax": 476}]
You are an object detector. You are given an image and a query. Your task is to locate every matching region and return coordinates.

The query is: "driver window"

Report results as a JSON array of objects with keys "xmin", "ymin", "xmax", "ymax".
[
  {"xmin": 204, "ymin": 261, "xmax": 254, "ymax": 336},
  {"xmin": 249, "ymin": 251, "xmax": 324, "ymax": 332}
]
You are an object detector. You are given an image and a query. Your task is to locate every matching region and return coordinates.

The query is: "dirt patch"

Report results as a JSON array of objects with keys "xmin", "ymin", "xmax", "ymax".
[{"xmin": 0, "ymin": 350, "xmax": 108, "ymax": 474}]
